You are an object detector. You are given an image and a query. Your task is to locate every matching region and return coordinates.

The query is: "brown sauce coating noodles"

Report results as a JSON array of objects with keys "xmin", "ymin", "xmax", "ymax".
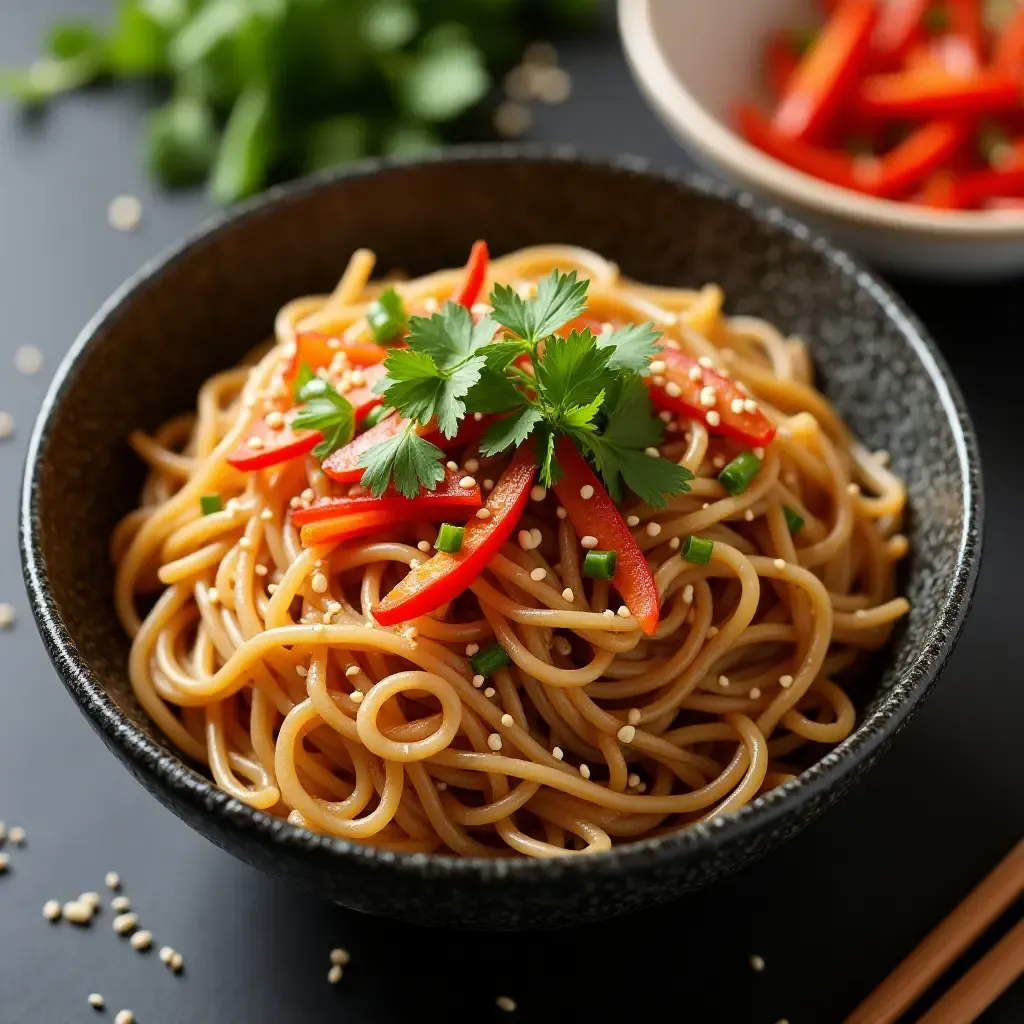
[{"xmin": 113, "ymin": 245, "xmax": 910, "ymax": 858}]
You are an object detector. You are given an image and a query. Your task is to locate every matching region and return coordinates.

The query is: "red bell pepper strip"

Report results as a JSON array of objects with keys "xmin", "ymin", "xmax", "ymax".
[
  {"xmin": 766, "ymin": 33, "xmax": 801, "ymax": 97},
  {"xmin": 550, "ymin": 439, "xmax": 660, "ymax": 637},
  {"xmin": 873, "ymin": 120, "xmax": 966, "ymax": 196},
  {"xmin": 452, "ymin": 240, "xmax": 489, "ymax": 309},
  {"xmin": 371, "ymin": 443, "xmax": 536, "ymax": 626},
  {"xmin": 736, "ymin": 103, "xmax": 866, "ymax": 191},
  {"xmin": 951, "ymin": 166, "xmax": 1024, "ymax": 206},
  {"xmin": 321, "ymin": 413, "xmax": 410, "ymax": 483},
  {"xmin": 650, "ymin": 345, "xmax": 776, "ymax": 448},
  {"xmin": 995, "ymin": 5, "xmax": 1024, "ymax": 77},
  {"xmin": 292, "ymin": 470, "xmax": 481, "ymax": 528},
  {"xmin": 226, "ymin": 411, "xmax": 319, "ymax": 471},
  {"xmin": 773, "ymin": 0, "xmax": 878, "ymax": 141},
  {"xmin": 871, "ymin": 0, "xmax": 930, "ymax": 65},
  {"xmin": 855, "ymin": 69, "xmax": 1020, "ymax": 119},
  {"xmin": 343, "ymin": 363, "xmax": 388, "ymax": 422},
  {"xmin": 285, "ymin": 331, "xmax": 386, "ymax": 382}
]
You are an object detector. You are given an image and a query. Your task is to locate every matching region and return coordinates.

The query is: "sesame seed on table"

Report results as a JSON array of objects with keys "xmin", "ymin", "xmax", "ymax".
[{"xmin": 0, "ymin": 3, "xmax": 1020, "ymax": 1022}]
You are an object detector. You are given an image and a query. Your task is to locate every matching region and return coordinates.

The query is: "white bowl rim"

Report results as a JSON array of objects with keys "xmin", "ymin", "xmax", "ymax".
[{"xmin": 619, "ymin": 0, "xmax": 1024, "ymax": 240}]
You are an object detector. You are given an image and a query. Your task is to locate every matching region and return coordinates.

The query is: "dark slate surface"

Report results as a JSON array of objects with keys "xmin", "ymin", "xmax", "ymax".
[{"xmin": 1, "ymin": 2, "xmax": 1021, "ymax": 1021}]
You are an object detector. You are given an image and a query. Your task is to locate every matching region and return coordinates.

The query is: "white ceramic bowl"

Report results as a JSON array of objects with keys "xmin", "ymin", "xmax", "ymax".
[{"xmin": 619, "ymin": 0, "xmax": 1024, "ymax": 279}]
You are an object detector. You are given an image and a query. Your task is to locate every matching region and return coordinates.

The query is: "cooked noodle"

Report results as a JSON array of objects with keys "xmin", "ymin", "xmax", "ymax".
[{"xmin": 113, "ymin": 245, "xmax": 909, "ymax": 858}]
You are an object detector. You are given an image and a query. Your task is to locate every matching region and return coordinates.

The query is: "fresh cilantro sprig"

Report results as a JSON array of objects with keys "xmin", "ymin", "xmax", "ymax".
[
  {"xmin": 291, "ymin": 364, "xmax": 355, "ymax": 460},
  {"xmin": 358, "ymin": 271, "xmax": 693, "ymax": 506}
]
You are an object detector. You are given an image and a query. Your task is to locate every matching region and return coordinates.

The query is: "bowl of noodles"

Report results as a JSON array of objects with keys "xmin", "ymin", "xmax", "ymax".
[{"xmin": 20, "ymin": 148, "xmax": 982, "ymax": 929}]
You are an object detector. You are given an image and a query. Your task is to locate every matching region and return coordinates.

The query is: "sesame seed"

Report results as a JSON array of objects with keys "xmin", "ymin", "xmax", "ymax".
[
  {"xmin": 712, "ymin": 455, "xmax": 726, "ymax": 469},
  {"xmin": 553, "ymin": 635, "xmax": 572, "ymax": 656},
  {"xmin": 530, "ymin": 567, "xmax": 546, "ymax": 582},
  {"xmin": 472, "ymin": 674, "xmax": 485, "ymax": 688},
  {"xmin": 730, "ymin": 398, "xmax": 744, "ymax": 414},
  {"xmin": 417, "ymin": 540, "xmax": 431, "ymax": 552},
  {"xmin": 706, "ymin": 410, "xmax": 721, "ymax": 427},
  {"xmin": 350, "ymin": 691, "xmax": 364, "ymax": 704},
  {"xmin": 617, "ymin": 725, "xmax": 636, "ymax": 744},
  {"xmin": 773, "ymin": 558, "xmax": 786, "ymax": 570},
  {"xmin": 113, "ymin": 912, "xmax": 138, "ymax": 935},
  {"xmin": 403, "ymin": 626, "xmax": 419, "ymax": 640},
  {"xmin": 476, "ymin": 508, "xmax": 491, "ymax": 519},
  {"xmin": 328, "ymin": 964, "xmax": 344, "ymax": 984},
  {"xmin": 459, "ymin": 476, "xmax": 477, "ymax": 489},
  {"xmin": 0, "ymin": 604, "xmax": 15, "ymax": 629},
  {"xmin": 626, "ymin": 515, "xmax": 641, "ymax": 527},
  {"xmin": 114, "ymin": 1010, "xmax": 135, "ymax": 1024},
  {"xmin": 170, "ymin": 951, "xmax": 184, "ymax": 972},
  {"xmin": 779, "ymin": 674, "xmax": 794, "ymax": 688},
  {"xmin": 408, "ymin": 559, "xmax": 421, "ymax": 568},
  {"xmin": 295, "ymin": 665, "xmax": 308, "ymax": 678},
  {"xmin": 855, "ymin": 608, "xmax": 867, "ymax": 618},
  {"xmin": 749, "ymin": 688, "xmax": 762, "ymax": 700},
  {"xmin": 159, "ymin": 946, "xmax": 174, "ymax": 964},
  {"xmin": 518, "ymin": 530, "xmax": 533, "ymax": 551},
  {"xmin": 706, "ymin": 626, "xmax": 719, "ymax": 638},
  {"xmin": 627, "ymin": 773, "xmax": 641, "ymax": 788},
  {"xmin": 264, "ymin": 410, "xmax": 284, "ymax": 429},
  {"xmin": 688, "ymin": 365, "xmax": 703, "ymax": 382},
  {"xmin": 63, "ymin": 901, "xmax": 93, "ymax": 925},
  {"xmin": 682, "ymin": 583, "xmax": 694, "ymax": 605},
  {"xmin": 644, "ymin": 446, "xmax": 660, "ymax": 458},
  {"xmin": 8, "ymin": 825, "xmax": 24, "ymax": 844},
  {"xmin": 579, "ymin": 764, "xmax": 591, "ymax": 779},
  {"xmin": 80, "ymin": 892, "xmax": 101, "ymax": 910},
  {"xmin": 330, "ymin": 948, "xmax": 351, "ymax": 966},
  {"xmin": 494, "ymin": 100, "xmax": 532, "ymax": 138},
  {"xmin": 530, "ymin": 485, "xmax": 547, "ymax": 501},
  {"xmin": 464, "ymin": 458, "xmax": 480, "ymax": 473},
  {"xmin": 581, "ymin": 535, "xmax": 598, "ymax": 549},
  {"xmin": 88, "ymin": 993, "xmax": 105, "ymax": 1009},
  {"xmin": 530, "ymin": 528, "xmax": 542, "ymax": 548},
  {"xmin": 474, "ymin": 412, "xmax": 483, "ymax": 421},
  {"xmin": 648, "ymin": 359, "xmax": 666, "ymax": 375},
  {"xmin": 603, "ymin": 608, "xmax": 615, "ymax": 618},
  {"xmin": 552, "ymin": 746, "xmax": 564, "ymax": 760},
  {"xmin": 718, "ymin": 675, "xmax": 731, "ymax": 688},
  {"xmin": 698, "ymin": 356, "xmax": 714, "ymax": 368},
  {"xmin": 744, "ymin": 509, "xmax": 755, "ymax": 521},
  {"xmin": 699, "ymin": 385, "xmax": 717, "ymax": 407},
  {"xmin": 246, "ymin": 435, "xmax": 265, "ymax": 450},
  {"xmin": 579, "ymin": 484, "xmax": 594, "ymax": 500},
  {"xmin": 111, "ymin": 896, "xmax": 131, "ymax": 912},
  {"xmin": 750, "ymin": 954, "xmax": 766, "ymax": 972},
  {"xmin": 652, "ymin": 375, "xmax": 665, "ymax": 387},
  {"xmin": 645, "ymin": 522, "xmax": 662, "ymax": 537},
  {"xmin": 446, "ymin": 461, "xmax": 458, "ymax": 472},
  {"xmin": 43, "ymin": 900, "xmax": 61, "ymax": 921},
  {"xmin": 312, "ymin": 623, "xmax": 324, "ymax": 634},
  {"xmin": 665, "ymin": 381, "xmax": 682, "ymax": 398},
  {"xmin": 130, "ymin": 929, "xmax": 153, "ymax": 951},
  {"xmin": 484, "ymin": 687, "xmax": 496, "ymax": 698},
  {"xmin": 561, "ymin": 588, "xmax": 574, "ymax": 602},
  {"xmin": 617, "ymin": 605, "xmax": 631, "ymax": 618},
  {"xmin": 311, "ymin": 571, "xmax": 328, "ymax": 593},
  {"xmin": 669, "ymin": 537, "xmax": 681, "ymax": 550},
  {"xmin": 0, "ymin": 853, "xmax": 8, "ymax": 873},
  {"xmin": 501, "ymin": 713, "xmax": 514, "ymax": 728},
  {"xmin": 496, "ymin": 996, "xmax": 518, "ymax": 1012},
  {"xmin": 745, "ymin": 399, "xmax": 759, "ymax": 414},
  {"xmin": 483, "ymin": 479, "xmax": 494, "ymax": 491},
  {"xmin": 847, "ymin": 483, "xmax": 860, "ymax": 496},
  {"xmin": 874, "ymin": 449, "xmax": 891, "ymax": 466},
  {"xmin": 0, "ymin": 411, "xmax": 13, "ymax": 440},
  {"xmin": 487, "ymin": 733, "xmax": 503, "ymax": 751},
  {"xmin": 465, "ymin": 643, "xmax": 480, "ymax": 657},
  {"xmin": 255, "ymin": 564, "xmax": 269, "ymax": 577},
  {"xmin": 556, "ymin": 506, "xmax": 567, "ymax": 519},
  {"xmin": 108, "ymin": 194, "xmax": 142, "ymax": 231}
]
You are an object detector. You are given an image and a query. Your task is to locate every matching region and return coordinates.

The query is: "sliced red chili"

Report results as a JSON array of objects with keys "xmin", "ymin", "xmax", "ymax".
[
  {"xmin": 855, "ymin": 69, "xmax": 1020, "ymax": 119},
  {"xmin": 452, "ymin": 240, "xmax": 489, "ymax": 309},
  {"xmin": 285, "ymin": 331, "xmax": 386, "ymax": 382},
  {"xmin": 226, "ymin": 411, "xmax": 320, "ymax": 471},
  {"xmin": 371, "ymin": 444, "xmax": 536, "ymax": 627},
  {"xmin": 321, "ymin": 412, "xmax": 410, "ymax": 484},
  {"xmin": 551, "ymin": 439, "xmax": 660, "ymax": 637}
]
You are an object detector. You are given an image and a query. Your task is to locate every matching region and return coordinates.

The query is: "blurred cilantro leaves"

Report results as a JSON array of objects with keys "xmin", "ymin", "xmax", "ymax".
[{"xmin": 0, "ymin": 0, "xmax": 595, "ymax": 203}]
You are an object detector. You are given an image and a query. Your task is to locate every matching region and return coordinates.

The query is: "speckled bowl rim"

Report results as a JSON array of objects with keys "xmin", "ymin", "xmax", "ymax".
[
  {"xmin": 619, "ymin": 0, "xmax": 1024, "ymax": 240},
  {"xmin": 21, "ymin": 145, "xmax": 983, "ymax": 883}
]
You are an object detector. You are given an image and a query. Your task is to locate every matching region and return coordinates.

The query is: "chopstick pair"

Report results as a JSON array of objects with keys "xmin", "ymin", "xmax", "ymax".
[{"xmin": 845, "ymin": 839, "xmax": 1023, "ymax": 1024}]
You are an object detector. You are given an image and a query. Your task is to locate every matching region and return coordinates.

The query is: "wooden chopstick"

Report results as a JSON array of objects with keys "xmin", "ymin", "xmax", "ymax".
[
  {"xmin": 918, "ymin": 917, "xmax": 1024, "ymax": 1023},
  {"xmin": 844, "ymin": 838, "xmax": 1024, "ymax": 1024}
]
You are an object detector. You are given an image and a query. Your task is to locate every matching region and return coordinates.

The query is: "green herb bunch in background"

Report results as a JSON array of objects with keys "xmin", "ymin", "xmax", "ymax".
[{"xmin": 0, "ymin": 0, "xmax": 595, "ymax": 203}]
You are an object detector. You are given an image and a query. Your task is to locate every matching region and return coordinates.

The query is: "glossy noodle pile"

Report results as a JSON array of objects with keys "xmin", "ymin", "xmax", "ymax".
[{"xmin": 113, "ymin": 245, "xmax": 910, "ymax": 858}]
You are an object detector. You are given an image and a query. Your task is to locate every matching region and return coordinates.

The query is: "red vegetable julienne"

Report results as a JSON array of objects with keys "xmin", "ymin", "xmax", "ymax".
[
  {"xmin": 285, "ymin": 330, "xmax": 386, "ymax": 380},
  {"xmin": 300, "ymin": 510, "xmax": 417, "ymax": 547},
  {"xmin": 344, "ymin": 362, "xmax": 388, "ymax": 422},
  {"xmin": 372, "ymin": 443, "xmax": 536, "ymax": 627},
  {"xmin": 226, "ymin": 411, "xmax": 319, "ymax": 471},
  {"xmin": 292, "ymin": 469, "xmax": 481, "ymax": 528},
  {"xmin": 855, "ymin": 69, "xmax": 1020, "ymax": 120},
  {"xmin": 871, "ymin": 0, "xmax": 930, "ymax": 65},
  {"xmin": 452, "ymin": 240, "xmax": 489, "ymax": 309},
  {"xmin": 322, "ymin": 412, "xmax": 410, "ymax": 484},
  {"xmin": 551, "ymin": 439, "xmax": 660, "ymax": 637},
  {"xmin": 650, "ymin": 346, "xmax": 777, "ymax": 448}
]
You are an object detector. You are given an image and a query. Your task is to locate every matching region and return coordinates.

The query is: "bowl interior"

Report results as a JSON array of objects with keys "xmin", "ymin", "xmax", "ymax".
[{"xmin": 26, "ymin": 154, "xmax": 974, "ymax": 849}]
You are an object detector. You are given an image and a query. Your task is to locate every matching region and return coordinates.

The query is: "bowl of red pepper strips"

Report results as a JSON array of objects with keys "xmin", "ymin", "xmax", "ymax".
[{"xmin": 620, "ymin": 0, "xmax": 1024, "ymax": 278}]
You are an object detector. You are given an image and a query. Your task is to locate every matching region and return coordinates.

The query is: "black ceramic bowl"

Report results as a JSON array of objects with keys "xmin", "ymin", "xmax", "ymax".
[{"xmin": 21, "ymin": 148, "xmax": 982, "ymax": 930}]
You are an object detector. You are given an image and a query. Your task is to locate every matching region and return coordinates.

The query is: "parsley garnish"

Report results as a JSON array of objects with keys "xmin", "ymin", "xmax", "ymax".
[
  {"xmin": 291, "ymin": 368, "xmax": 355, "ymax": 460},
  {"xmin": 359, "ymin": 271, "xmax": 693, "ymax": 506}
]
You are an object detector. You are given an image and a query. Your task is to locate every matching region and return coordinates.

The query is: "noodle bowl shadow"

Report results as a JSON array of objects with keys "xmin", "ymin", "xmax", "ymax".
[{"xmin": 20, "ymin": 148, "xmax": 982, "ymax": 930}]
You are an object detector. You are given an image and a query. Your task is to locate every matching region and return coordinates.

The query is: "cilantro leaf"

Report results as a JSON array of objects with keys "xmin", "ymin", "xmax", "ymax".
[
  {"xmin": 489, "ymin": 271, "xmax": 588, "ymax": 343},
  {"xmin": 480, "ymin": 406, "xmax": 543, "ymax": 457},
  {"xmin": 536, "ymin": 329, "xmax": 613, "ymax": 413},
  {"xmin": 464, "ymin": 367, "xmax": 527, "ymax": 414},
  {"xmin": 578, "ymin": 434, "xmax": 692, "ymax": 509},
  {"xmin": 562, "ymin": 391, "xmax": 605, "ymax": 430},
  {"xmin": 291, "ymin": 377, "xmax": 355, "ymax": 460},
  {"xmin": 482, "ymin": 339, "xmax": 528, "ymax": 372},
  {"xmin": 406, "ymin": 302, "xmax": 495, "ymax": 370},
  {"xmin": 535, "ymin": 425, "xmax": 560, "ymax": 488},
  {"xmin": 358, "ymin": 426, "xmax": 446, "ymax": 499},
  {"xmin": 596, "ymin": 322, "xmax": 662, "ymax": 373},
  {"xmin": 602, "ymin": 376, "xmax": 663, "ymax": 450},
  {"xmin": 380, "ymin": 350, "xmax": 484, "ymax": 438}
]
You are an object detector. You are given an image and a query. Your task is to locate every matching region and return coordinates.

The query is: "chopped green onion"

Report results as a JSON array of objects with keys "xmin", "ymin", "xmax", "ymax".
[
  {"xmin": 363, "ymin": 404, "xmax": 392, "ymax": 429},
  {"xmin": 200, "ymin": 494, "xmax": 222, "ymax": 515},
  {"xmin": 681, "ymin": 535, "xmax": 713, "ymax": 566},
  {"xmin": 922, "ymin": 4, "xmax": 950, "ymax": 33},
  {"xmin": 783, "ymin": 506, "xmax": 805, "ymax": 536},
  {"xmin": 434, "ymin": 523, "xmax": 465, "ymax": 554},
  {"xmin": 470, "ymin": 642, "xmax": 510, "ymax": 680},
  {"xmin": 718, "ymin": 452, "xmax": 762, "ymax": 496},
  {"xmin": 366, "ymin": 287, "xmax": 407, "ymax": 344},
  {"xmin": 582, "ymin": 550, "xmax": 617, "ymax": 580}
]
